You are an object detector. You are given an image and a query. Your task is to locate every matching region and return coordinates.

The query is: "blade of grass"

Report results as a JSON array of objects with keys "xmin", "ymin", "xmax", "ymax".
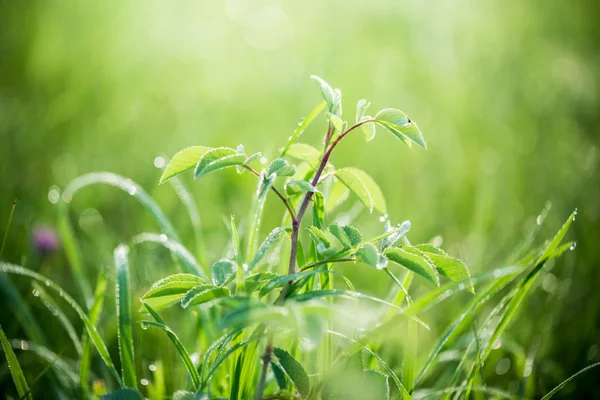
[
  {"xmin": 142, "ymin": 303, "xmax": 201, "ymax": 391},
  {"xmin": 0, "ymin": 262, "xmax": 123, "ymax": 387},
  {"xmin": 132, "ymin": 233, "xmax": 204, "ymax": 277},
  {"xmin": 79, "ymin": 269, "xmax": 108, "ymax": 396},
  {"xmin": 0, "ymin": 324, "xmax": 32, "ymax": 399},
  {"xmin": 0, "ymin": 198, "xmax": 16, "ymax": 259},
  {"xmin": 541, "ymin": 361, "xmax": 600, "ymax": 400},
  {"xmin": 114, "ymin": 245, "xmax": 137, "ymax": 388},
  {"xmin": 32, "ymin": 282, "xmax": 82, "ymax": 355}
]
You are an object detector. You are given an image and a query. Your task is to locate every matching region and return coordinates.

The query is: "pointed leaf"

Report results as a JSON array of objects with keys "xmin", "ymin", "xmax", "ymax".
[
  {"xmin": 180, "ymin": 285, "xmax": 231, "ymax": 308},
  {"xmin": 141, "ymin": 276, "xmax": 206, "ymax": 311},
  {"xmin": 385, "ymin": 247, "xmax": 439, "ymax": 285},
  {"xmin": 0, "ymin": 324, "xmax": 31, "ymax": 400},
  {"xmin": 343, "ymin": 225, "xmax": 363, "ymax": 246},
  {"xmin": 194, "ymin": 147, "xmax": 247, "ymax": 179},
  {"xmin": 381, "ymin": 220, "xmax": 411, "ymax": 251},
  {"xmin": 310, "ymin": 75, "xmax": 335, "ymax": 111},
  {"xmin": 284, "ymin": 143, "xmax": 321, "ymax": 162},
  {"xmin": 356, "ymin": 99, "xmax": 371, "ymax": 123},
  {"xmin": 415, "ymin": 244, "xmax": 474, "ymax": 293},
  {"xmin": 335, "ymin": 167, "xmax": 386, "ymax": 214},
  {"xmin": 211, "ymin": 259, "xmax": 236, "ymax": 286},
  {"xmin": 268, "ymin": 158, "xmax": 296, "ymax": 177},
  {"xmin": 159, "ymin": 146, "xmax": 211, "ymax": 184},
  {"xmin": 327, "ymin": 112, "xmax": 344, "ymax": 134},
  {"xmin": 272, "ymin": 347, "xmax": 310, "ymax": 396},
  {"xmin": 249, "ymin": 227, "xmax": 288, "ymax": 270},
  {"xmin": 362, "ymin": 119, "xmax": 377, "ymax": 142},
  {"xmin": 329, "ymin": 223, "xmax": 351, "ymax": 248},
  {"xmin": 285, "ymin": 179, "xmax": 318, "ymax": 196},
  {"xmin": 357, "ymin": 243, "xmax": 380, "ymax": 268}
]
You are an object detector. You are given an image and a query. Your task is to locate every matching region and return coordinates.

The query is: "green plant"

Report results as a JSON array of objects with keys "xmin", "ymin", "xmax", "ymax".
[{"xmin": 0, "ymin": 76, "xmax": 588, "ymax": 400}]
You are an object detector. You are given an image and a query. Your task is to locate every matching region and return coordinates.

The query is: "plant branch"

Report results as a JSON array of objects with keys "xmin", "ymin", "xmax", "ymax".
[
  {"xmin": 299, "ymin": 257, "xmax": 356, "ymax": 272},
  {"xmin": 243, "ymin": 165, "xmax": 297, "ymax": 223}
]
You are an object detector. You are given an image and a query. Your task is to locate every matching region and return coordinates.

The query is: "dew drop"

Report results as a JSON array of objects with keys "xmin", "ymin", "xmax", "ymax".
[
  {"xmin": 140, "ymin": 378, "xmax": 149, "ymax": 386},
  {"xmin": 158, "ymin": 234, "xmax": 168, "ymax": 243},
  {"xmin": 570, "ymin": 242, "xmax": 577, "ymax": 251},
  {"xmin": 149, "ymin": 364, "xmax": 157, "ymax": 372},
  {"xmin": 153, "ymin": 156, "xmax": 166, "ymax": 169},
  {"xmin": 45, "ymin": 280, "xmax": 51, "ymax": 287},
  {"xmin": 536, "ymin": 214, "xmax": 544, "ymax": 225},
  {"xmin": 32, "ymin": 289, "xmax": 40, "ymax": 297},
  {"xmin": 492, "ymin": 339, "xmax": 502, "ymax": 349},
  {"xmin": 48, "ymin": 186, "xmax": 60, "ymax": 204},
  {"xmin": 259, "ymin": 156, "xmax": 267, "ymax": 165},
  {"xmin": 128, "ymin": 186, "xmax": 137, "ymax": 196},
  {"xmin": 20, "ymin": 341, "xmax": 29, "ymax": 351},
  {"xmin": 496, "ymin": 357, "xmax": 511, "ymax": 375},
  {"xmin": 62, "ymin": 193, "xmax": 73, "ymax": 203},
  {"xmin": 140, "ymin": 322, "xmax": 149, "ymax": 330}
]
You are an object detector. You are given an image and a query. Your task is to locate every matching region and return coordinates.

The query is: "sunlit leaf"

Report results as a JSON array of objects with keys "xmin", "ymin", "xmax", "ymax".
[
  {"xmin": 374, "ymin": 108, "xmax": 426, "ymax": 149},
  {"xmin": 211, "ymin": 259, "xmax": 236, "ymax": 286},
  {"xmin": 159, "ymin": 146, "xmax": 211, "ymax": 184},
  {"xmin": 194, "ymin": 147, "xmax": 247, "ymax": 179},
  {"xmin": 180, "ymin": 285, "xmax": 231, "ymax": 308},
  {"xmin": 415, "ymin": 244, "xmax": 474, "ymax": 293},
  {"xmin": 272, "ymin": 347, "xmax": 310, "ymax": 396},
  {"xmin": 356, "ymin": 99, "xmax": 371, "ymax": 123},
  {"xmin": 249, "ymin": 227, "xmax": 289, "ymax": 270},
  {"xmin": 285, "ymin": 179, "xmax": 318, "ymax": 196},
  {"xmin": 385, "ymin": 247, "xmax": 439, "ymax": 285},
  {"xmin": 335, "ymin": 167, "xmax": 386, "ymax": 214},
  {"xmin": 268, "ymin": 158, "xmax": 296, "ymax": 177},
  {"xmin": 381, "ymin": 220, "xmax": 411, "ymax": 251},
  {"xmin": 329, "ymin": 223, "xmax": 351, "ymax": 248}
]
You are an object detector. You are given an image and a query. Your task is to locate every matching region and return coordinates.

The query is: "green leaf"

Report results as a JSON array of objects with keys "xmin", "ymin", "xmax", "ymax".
[
  {"xmin": 244, "ymin": 272, "xmax": 278, "ymax": 293},
  {"xmin": 324, "ymin": 179, "xmax": 350, "ymax": 213},
  {"xmin": 180, "ymin": 285, "xmax": 231, "ymax": 308},
  {"xmin": 329, "ymin": 223, "xmax": 351, "ymax": 248},
  {"xmin": 343, "ymin": 225, "xmax": 363, "ymax": 246},
  {"xmin": 268, "ymin": 158, "xmax": 296, "ymax": 177},
  {"xmin": 357, "ymin": 243, "xmax": 382, "ymax": 268},
  {"xmin": 415, "ymin": 244, "xmax": 474, "ymax": 293},
  {"xmin": 312, "ymin": 191, "xmax": 325, "ymax": 229},
  {"xmin": 375, "ymin": 109, "xmax": 426, "ymax": 149},
  {"xmin": 285, "ymin": 179, "xmax": 318, "ymax": 196},
  {"xmin": 385, "ymin": 247, "xmax": 439, "ymax": 285},
  {"xmin": 356, "ymin": 99, "xmax": 371, "ymax": 122},
  {"xmin": 0, "ymin": 324, "xmax": 31, "ymax": 400},
  {"xmin": 307, "ymin": 226, "xmax": 331, "ymax": 248},
  {"xmin": 141, "ymin": 275, "xmax": 206, "ymax": 311},
  {"xmin": 335, "ymin": 167, "xmax": 386, "ymax": 214},
  {"xmin": 194, "ymin": 147, "xmax": 247, "ymax": 179},
  {"xmin": 361, "ymin": 119, "xmax": 377, "ymax": 142},
  {"xmin": 159, "ymin": 146, "xmax": 211, "ymax": 184},
  {"xmin": 272, "ymin": 347, "xmax": 310, "ymax": 396},
  {"xmin": 541, "ymin": 361, "xmax": 600, "ymax": 400},
  {"xmin": 114, "ymin": 245, "xmax": 137, "ymax": 388},
  {"xmin": 310, "ymin": 75, "xmax": 335, "ymax": 112},
  {"xmin": 211, "ymin": 259, "xmax": 236, "ymax": 286},
  {"xmin": 249, "ymin": 228, "xmax": 288, "ymax": 270},
  {"xmin": 284, "ymin": 143, "xmax": 321, "ymax": 162},
  {"xmin": 101, "ymin": 388, "xmax": 144, "ymax": 400},
  {"xmin": 327, "ymin": 112, "xmax": 344, "ymax": 134},
  {"xmin": 142, "ymin": 304, "xmax": 201, "ymax": 391},
  {"xmin": 244, "ymin": 170, "xmax": 273, "ymax": 264},
  {"xmin": 381, "ymin": 220, "xmax": 411, "ymax": 251}
]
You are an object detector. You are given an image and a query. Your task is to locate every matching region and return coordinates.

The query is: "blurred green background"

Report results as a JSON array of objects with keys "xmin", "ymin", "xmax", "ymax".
[{"xmin": 1, "ymin": 0, "xmax": 599, "ymax": 398}]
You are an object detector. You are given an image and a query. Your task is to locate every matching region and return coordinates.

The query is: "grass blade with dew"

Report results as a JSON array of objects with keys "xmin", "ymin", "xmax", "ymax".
[
  {"xmin": 540, "ymin": 361, "xmax": 600, "ymax": 400},
  {"xmin": 204, "ymin": 333, "xmax": 264, "ymax": 386},
  {"xmin": 80, "ymin": 269, "xmax": 108, "ymax": 396},
  {"xmin": 31, "ymin": 282, "xmax": 83, "ymax": 355},
  {"xmin": 114, "ymin": 244, "xmax": 137, "ymax": 388},
  {"xmin": 141, "ymin": 303, "xmax": 201, "ymax": 391},
  {"xmin": 168, "ymin": 175, "xmax": 209, "ymax": 268},
  {"xmin": 131, "ymin": 233, "xmax": 204, "ymax": 277},
  {"xmin": 11, "ymin": 340, "xmax": 79, "ymax": 389},
  {"xmin": 0, "ymin": 198, "xmax": 16, "ymax": 259},
  {"xmin": 199, "ymin": 328, "xmax": 244, "ymax": 390},
  {"xmin": 0, "ymin": 323, "xmax": 32, "ymax": 399},
  {"xmin": 0, "ymin": 262, "xmax": 123, "ymax": 387},
  {"xmin": 62, "ymin": 172, "xmax": 179, "ymax": 240}
]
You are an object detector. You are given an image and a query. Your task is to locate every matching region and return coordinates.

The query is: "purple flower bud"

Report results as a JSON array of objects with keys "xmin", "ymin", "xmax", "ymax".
[{"xmin": 32, "ymin": 226, "xmax": 60, "ymax": 254}]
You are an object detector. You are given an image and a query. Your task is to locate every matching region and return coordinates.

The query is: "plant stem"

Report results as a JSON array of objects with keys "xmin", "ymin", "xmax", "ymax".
[
  {"xmin": 254, "ymin": 120, "xmax": 369, "ymax": 398},
  {"xmin": 243, "ymin": 165, "xmax": 297, "ymax": 223}
]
